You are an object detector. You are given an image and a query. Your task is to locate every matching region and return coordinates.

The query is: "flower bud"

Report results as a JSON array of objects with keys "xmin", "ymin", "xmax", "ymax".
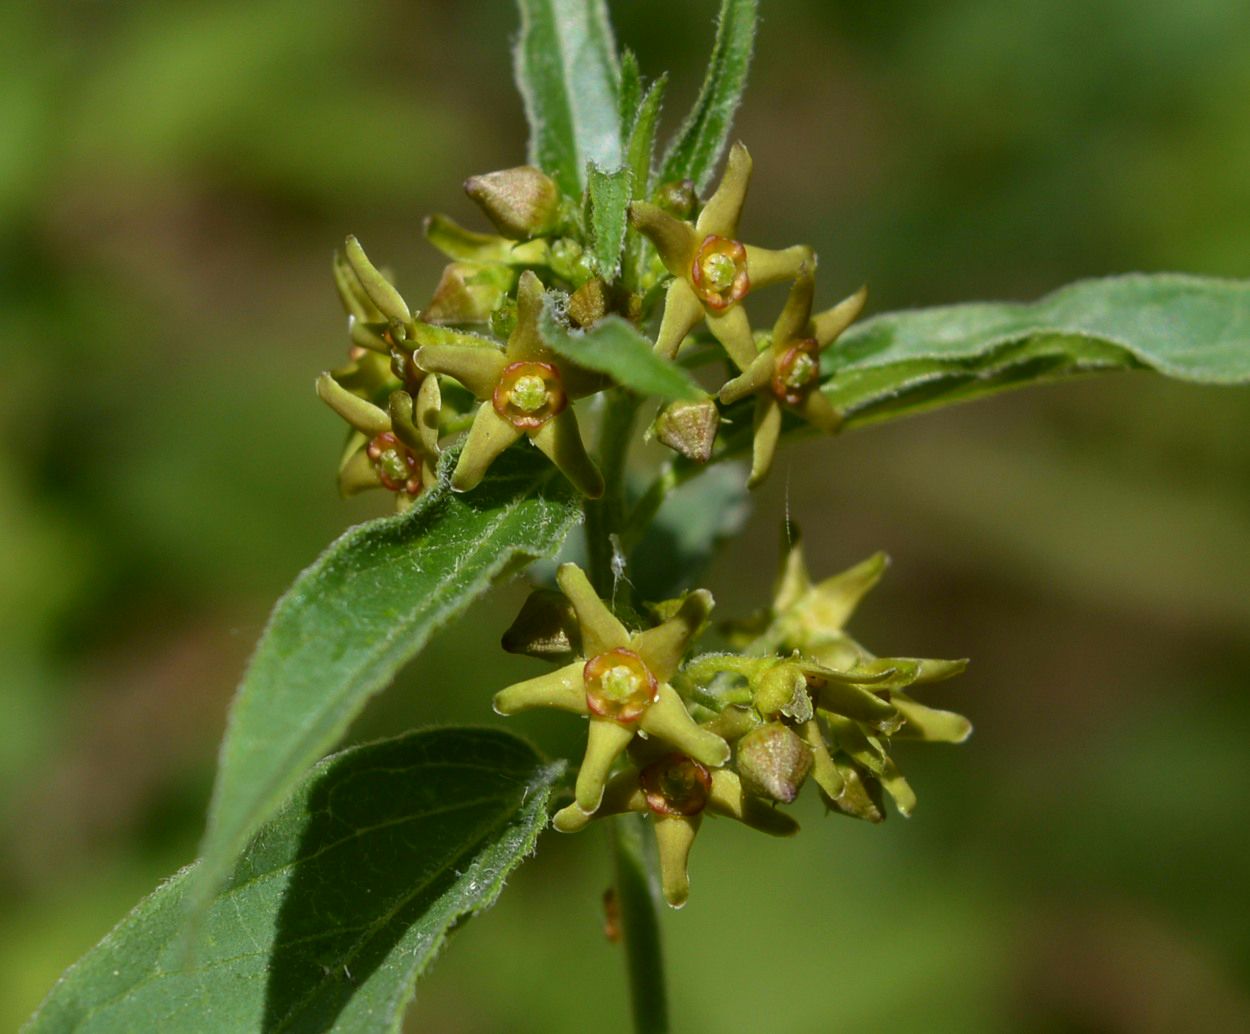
[
  {"xmin": 424, "ymin": 262, "xmax": 510, "ymax": 324},
  {"xmin": 500, "ymin": 588, "xmax": 579, "ymax": 660},
  {"xmin": 735, "ymin": 722, "xmax": 813, "ymax": 803},
  {"xmin": 655, "ymin": 178, "xmax": 698, "ymax": 220},
  {"xmin": 568, "ymin": 278, "xmax": 608, "ymax": 328},
  {"xmin": 464, "ymin": 166, "xmax": 562, "ymax": 239},
  {"xmin": 653, "ymin": 398, "xmax": 720, "ymax": 463}
]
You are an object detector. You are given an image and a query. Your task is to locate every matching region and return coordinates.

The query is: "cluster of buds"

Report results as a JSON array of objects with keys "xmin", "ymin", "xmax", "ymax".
[
  {"xmin": 317, "ymin": 140, "xmax": 868, "ymax": 508},
  {"xmin": 494, "ymin": 535, "xmax": 970, "ymax": 907}
]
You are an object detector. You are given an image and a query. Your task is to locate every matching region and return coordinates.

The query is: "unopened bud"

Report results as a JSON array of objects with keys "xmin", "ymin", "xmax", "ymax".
[
  {"xmin": 464, "ymin": 166, "xmax": 562, "ymax": 239},
  {"xmin": 653, "ymin": 398, "xmax": 720, "ymax": 463},
  {"xmin": 568, "ymin": 278, "xmax": 609, "ymax": 328},
  {"xmin": 656, "ymin": 179, "xmax": 698, "ymax": 220},
  {"xmin": 735, "ymin": 722, "xmax": 813, "ymax": 803},
  {"xmin": 424, "ymin": 262, "xmax": 510, "ymax": 324},
  {"xmin": 501, "ymin": 589, "xmax": 579, "ymax": 660}
]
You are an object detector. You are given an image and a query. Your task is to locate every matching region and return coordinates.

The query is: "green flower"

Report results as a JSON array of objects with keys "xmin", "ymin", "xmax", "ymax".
[
  {"xmin": 416, "ymin": 270, "xmax": 607, "ymax": 496},
  {"xmin": 316, "ymin": 371, "xmax": 441, "ymax": 512},
  {"xmin": 629, "ymin": 142, "xmax": 812, "ymax": 369},
  {"xmin": 493, "ymin": 564, "xmax": 730, "ymax": 828},
  {"xmin": 555, "ymin": 750, "xmax": 797, "ymax": 908},
  {"xmin": 718, "ymin": 268, "xmax": 867, "ymax": 487}
]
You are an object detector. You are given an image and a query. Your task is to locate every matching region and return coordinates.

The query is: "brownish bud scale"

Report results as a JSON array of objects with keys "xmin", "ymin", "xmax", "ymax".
[
  {"xmin": 655, "ymin": 178, "xmax": 698, "ymax": 220},
  {"xmin": 464, "ymin": 165, "xmax": 562, "ymax": 239},
  {"xmin": 568, "ymin": 278, "xmax": 609, "ymax": 328},
  {"xmin": 653, "ymin": 398, "xmax": 720, "ymax": 463},
  {"xmin": 500, "ymin": 588, "xmax": 579, "ymax": 660},
  {"xmin": 424, "ymin": 262, "xmax": 510, "ymax": 324},
  {"xmin": 735, "ymin": 722, "xmax": 813, "ymax": 803}
]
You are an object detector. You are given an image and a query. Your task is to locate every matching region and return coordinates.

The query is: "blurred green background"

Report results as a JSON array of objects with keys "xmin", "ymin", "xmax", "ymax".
[{"xmin": 3, "ymin": 1, "xmax": 1250, "ymax": 1030}]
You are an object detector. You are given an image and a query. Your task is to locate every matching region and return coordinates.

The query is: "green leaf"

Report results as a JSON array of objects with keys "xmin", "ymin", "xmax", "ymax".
[
  {"xmin": 585, "ymin": 163, "xmax": 633, "ymax": 280},
  {"xmin": 659, "ymin": 0, "xmax": 758, "ymax": 192},
  {"xmin": 824, "ymin": 274, "xmax": 1250, "ymax": 431},
  {"xmin": 618, "ymin": 48, "xmax": 643, "ymax": 139},
  {"xmin": 514, "ymin": 0, "xmax": 621, "ymax": 198},
  {"xmin": 28, "ymin": 728, "xmax": 564, "ymax": 1034},
  {"xmin": 191, "ymin": 448, "xmax": 579, "ymax": 920},
  {"xmin": 625, "ymin": 76, "xmax": 666, "ymax": 199},
  {"xmin": 538, "ymin": 298, "xmax": 703, "ymax": 401}
]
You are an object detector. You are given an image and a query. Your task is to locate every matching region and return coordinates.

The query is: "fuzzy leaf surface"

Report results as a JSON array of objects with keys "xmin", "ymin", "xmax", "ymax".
[
  {"xmin": 822, "ymin": 274, "xmax": 1250, "ymax": 429},
  {"xmin": 192, "ymin": 449, "xmax": 579, "ymax": 919},
  {"xmin": 539, "ymin": 299, "xmax": 703, "ymax": 401},
  {"xmin": 28, "ymin": 728, "xmax": 564, "ymax": 1034},
  {"xmin": 659, "ymin": 0, "xmax": 758, "ymax": 192},
  {"xmin": 514, "ymin": 0, "xmax": 620, "ymax": 198},
  {"xmin": 585, "ymin": 163, "xmax": 633, "ymax": 280}
]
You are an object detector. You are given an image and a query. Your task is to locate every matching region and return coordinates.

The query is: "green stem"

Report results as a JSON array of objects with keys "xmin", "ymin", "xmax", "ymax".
[
  {"xmin": 583, "ymin": 389, "xmax": 668, "ymax": 1032},
  {"xmin": 585, "ymin": 390, "xmax": 640, "ymax": 595},
  {"xmin": 611, "ymin": 813, "xmax": 670, "ymax": 1034}
]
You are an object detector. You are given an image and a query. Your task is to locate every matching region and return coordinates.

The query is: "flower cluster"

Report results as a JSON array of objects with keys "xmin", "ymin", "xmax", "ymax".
[
  {"xmin": 494, "ymin": 538, "xmax": 970, "ymax": 907},
  {"xmin": 315, "ymin": 143, "xmax": 868, "ymax": 506}
]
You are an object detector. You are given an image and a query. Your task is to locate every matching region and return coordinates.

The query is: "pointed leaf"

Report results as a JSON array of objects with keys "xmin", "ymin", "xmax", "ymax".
[
  {"xmin": 514, "ymin": 0, "xmax": 621, "ymax": 197},
  {"xmin": 28, "ymin": 728, "xmax": 563, "ymax": 1034},
  {"xmin": 539, "ymin": 296, "xmax": 703, "ymax": 401},
  {"xmin": 826, "ymin": 274, "xmax": 1250, "ymax": 430},
  {"xmin": 191, "ymin": 448, "xmax": 579, "ymax": 919},
  {"xmin": 659, "ymin": 0, "xmax": 759, "ymax": 192},
  {"xmin": 585, "ymin": 163, "xmax": 633, "ymax": 280}
]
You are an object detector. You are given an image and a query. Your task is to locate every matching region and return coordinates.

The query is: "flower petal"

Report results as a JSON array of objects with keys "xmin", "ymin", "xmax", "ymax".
[
  {"xmin": 811, "ymin": 284, "xmax": 868, "ymax": 347},
  {"xmin": 575, "ymin": 718, "xmax": 637, "ymax": 812},
  {"xmin": 771, "ymin": 266, "xmax": 817, "ymax": 347},
  {"xmin": 695, "ymin": 141, "xmax": 752, "ymax": 239},
  {"xmin": 799, "ymin": 388, "xmax": 842, "ymax": 434},
  {"xmin": 629, "ymin": 201, "xmax": 698, "ymax": 278},
  {"xmin": 507, "ymin": 270, "xmax": 550, "ymax": 363},
  {"xmin": 891, "ymin": 693, "xmax": 973, "ymax": 743},
  {"xmin": 718, "ymin": 350, "xmax": 773, "ymax": 405},
  {"xmin": 451, "ymin": 404, "xmax": 522, "ymax": 491},
  {"xmin": 530, "ymin": 409, "xmax": 605, "ymax": 498},
  {"xmin": 416, "ymin": 343, "xmax": 508, "ymax": 400},
  {"xmin": 653, "ymin": 814, "xmax": 701, "ymax": 908},
  {"xmin": 653, "ymin": 278, "xmax": 706, "ymax": 360},
  {"xmin": 705, "ymin": 303, "xmax": 757, "ymax": 371},
  {"xmin": 344, "ymin": 235, "xmax": 411, "ymax": 324},
  {"xmin": 744, "ymin": 244, "xmax": 811, "ymax": 291},
  {"xmin": 639, "ymin": 684, "xmax": 730, "ymax": 768},
  {"xmin": 492, "ymin": 661, "xmax": 587, "ymax": 716},
  {"xmin": 316, "ymin": 372, "xmax": 391, "ymax": 436},
  {"xmin": 747, "ymin": 396, "xmax": 783, "ymax": 488},
  {"xmin": 336, "ymin": 447, "xmax": 382, "ymax": 497},
  {"xmin": 632, "ymin": 589, "xmax": 714, "ymax": 683},
  {"xmin": 556, "ymin": 563, "xmax": 631, "ymax": 656}
]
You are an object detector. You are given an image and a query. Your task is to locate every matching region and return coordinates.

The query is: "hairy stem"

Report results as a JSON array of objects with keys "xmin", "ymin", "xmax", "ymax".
[{"xmin": 611, "ymin": 813, "xmax": 670, "ymax": 1034}]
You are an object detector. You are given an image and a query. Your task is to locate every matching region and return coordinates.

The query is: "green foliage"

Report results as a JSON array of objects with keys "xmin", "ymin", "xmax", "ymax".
[
  {"xmin": 513, "ymin": 0, "xmax": 621, "ymax": 197},
  {"xmin": 584, "ymin": 163, "xmax": 633, "ymax": 279},
  {"xmin": 538, "ymin": 298, "xmax": 704, "ymax": 401},
  {"xmin": 27, "ymin": 728, "xmax": 562, "ymax": 1034},
  {"xmin": 659, "ymin": 0, "xmax": 759, "ymax": 191},
  {"xmin": 823, "ymin": 274, "xmax": 1250, "ymax": 430},
  {"xmin": 191, "ymin": 449, "xmax": 579, "ymax": 920}
]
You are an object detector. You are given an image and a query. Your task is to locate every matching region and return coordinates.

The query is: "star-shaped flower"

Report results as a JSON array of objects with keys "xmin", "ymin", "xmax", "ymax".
[
  {"xmin": 554, "ymin": 750, "xmax": 797, "ymax": 908},
  {"xmin": 718, "ymin": 269, "xmax": 867, "ymax": 487},
  {"xmin": 316, "ymin": 371, "xmax": 441, "ymax": 512},
  {"xmin": 416, "ymin": 270, "xmax": 606, "ymax": 496},
  {"xmin": 629, "ymin": 142, "xmax": 812, "ymax": 370},
  {"xmin": 493, "ymin": 564, "xmax": 731, "ymax": 827}
]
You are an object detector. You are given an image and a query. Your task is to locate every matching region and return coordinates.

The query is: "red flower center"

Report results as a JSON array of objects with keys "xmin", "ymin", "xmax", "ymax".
[
  {"xmin": 366, "ymin": 432, "xmax": 422, "ymax": 495},
  {"xmin": 583, "ymin": 647, "xmax": 658, "ymax": 723},
  {"xmin": 492, "ymin": 360, "xmax": 568, "ymax": 430},
  {"xmin": 771, "ymin": 338, "xmax": 822, "ymax": 406},
  {"xmin": 690, "ymin": 235, "xmax": 750, "ymax": 311},
  {"xmin": 640, "ymin": 754, "xmax": 712, "ymax": 816}
]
